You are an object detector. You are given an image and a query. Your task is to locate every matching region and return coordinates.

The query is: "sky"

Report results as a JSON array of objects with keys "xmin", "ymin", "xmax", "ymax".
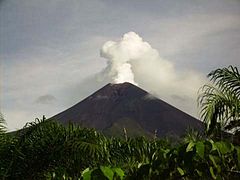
[{"xmin": 0, "ymin": 0, "xmax": 240, "ymax": 131}]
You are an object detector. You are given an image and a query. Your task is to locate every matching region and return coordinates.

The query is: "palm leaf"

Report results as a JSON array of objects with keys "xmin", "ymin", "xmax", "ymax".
[
  {"xmin": 225, "ymin": 120, "xmax": 240, "ymax": 131},
  {"xmin": 208, "ymin": 65, "xmax": 240, "ymax": 98},
  {"xmin": 198, "ymin": 66, "xmax": 240, "ymax": 135},
  {"xmin": 0, "ymin": 113, "xmax": 6, "ymax": 134}
]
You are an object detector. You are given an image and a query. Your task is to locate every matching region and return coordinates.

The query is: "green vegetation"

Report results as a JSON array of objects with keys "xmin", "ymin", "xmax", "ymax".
[
  {"xmin": 0, "ymin": 113, "xmax": 6, "ymax": 134},
  {"xmin": 0, "ymin": 66, "xmax": 239, "ymax": 179},
  {"xmin": 0, "ymin": 118, "xmax": 239, "ymax": 179},
  {"xmin": 198, "ymin": 66, "xmax": 240, "ymax": 137}
]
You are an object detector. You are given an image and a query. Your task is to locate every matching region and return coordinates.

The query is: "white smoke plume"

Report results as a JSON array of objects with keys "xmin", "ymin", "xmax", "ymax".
[
  {"xmin": 100, "ymin": 32, "xmax": 206, "ymax": 117},
  {"xmin": 100, "ymin": 32, "xmax": 153, "ymax": 85}
]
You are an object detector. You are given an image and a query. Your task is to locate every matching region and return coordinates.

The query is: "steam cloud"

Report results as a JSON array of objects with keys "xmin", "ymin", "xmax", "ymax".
[
  {"xmin": 100, "ymin": 32, "xmax": 152, "ymax": 85},
  {"xmin": 100, "ymin": 32, "xmax": 206, "ymax": 116},
  {"xmin": 100, "ymin": 32, "xmax": 176, "ymax": 86}
]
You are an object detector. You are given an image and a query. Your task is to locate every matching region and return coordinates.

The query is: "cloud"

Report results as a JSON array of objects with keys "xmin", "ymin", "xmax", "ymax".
[
  {"xmin": 144, "ymin": 13, "xmax": 240, "ymax": 73},
  {"xmin": 35, "ymin": 94, "xmax": 56, "ymax": 104},
  {"xmin": 100, "ymin": 32, "xmax": 207, "ymax": 116}
]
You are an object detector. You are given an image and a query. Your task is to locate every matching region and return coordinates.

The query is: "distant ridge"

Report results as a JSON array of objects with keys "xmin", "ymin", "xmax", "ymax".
[{"xmin": 51, "ymin": 82, "xmax": 204, "ymax": 138}]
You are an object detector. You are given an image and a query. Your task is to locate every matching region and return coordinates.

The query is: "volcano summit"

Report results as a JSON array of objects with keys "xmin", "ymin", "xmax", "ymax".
[{"xmin": 52, "ymin": 82, "xmax": 203, "ymax": 138}]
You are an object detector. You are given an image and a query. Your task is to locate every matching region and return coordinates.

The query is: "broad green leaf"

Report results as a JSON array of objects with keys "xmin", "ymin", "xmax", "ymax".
[
  {"xmin": 186, "ymin": 141, "xmax": 195, "ymax": 152},
  {"xmin": 210, "ymin": 166, "xmax": 216, "ymax": 180},
  {"xmin": 209, "ymin": 139, "xmax": 217, "ymax": 151},
  {"xmin": 215, "ymin": 142, "xmax": 231, "ymax": 155},
  {"xmin": 82, "ymin": 168, "xmax": 92, "ymax": 180},
  {"xmin": 112, "ymin": 168, "xmax": 124, "ymax": 179},
  {"xmin": 100, "ymin": 166, "xmax": 114, "ymax": 180},
  {"xmin": 82, "ymin": 168, "xmax": 90, "ymax": 174},
  {"xmin": 177, "ymin": 167, "xmax": 184, "ymax": 176},
  {"xmin": 196, "ymin": 142, "xmax": 205, "ymax": 158}
]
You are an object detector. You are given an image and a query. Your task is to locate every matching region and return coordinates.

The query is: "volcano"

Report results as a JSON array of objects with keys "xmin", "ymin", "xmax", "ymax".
[{"xmin": 52, "ymin": 82, "xmax": 204, "ymax": 138}]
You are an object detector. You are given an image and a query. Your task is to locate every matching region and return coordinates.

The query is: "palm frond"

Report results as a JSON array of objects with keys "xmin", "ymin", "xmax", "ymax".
[
  {"xmin": 208, "ymin": 65, "xmax": 240, "ymax": 98},
  {"xmin": 198, "ymin": 66, "xmax": 240, "ymax": 135},
  {"xmin": 225, "ymin": 119, "xmax": 240, "ymax": 131},
  {"xmin": 0, "ymin": 113, "xmax": 6, "ymax": 134}
]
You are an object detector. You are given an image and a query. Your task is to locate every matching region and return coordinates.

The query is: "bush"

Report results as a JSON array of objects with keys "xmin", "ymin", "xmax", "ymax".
[{"xmin": 0, "ymin": 119, "xmax": 239, "ymax": 179}]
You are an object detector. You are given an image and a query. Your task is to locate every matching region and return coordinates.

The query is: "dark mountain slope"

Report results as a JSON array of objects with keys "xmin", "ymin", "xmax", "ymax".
[{"xmin": 52, "ymin": 82, "xmax": 204, "ymax": 137}]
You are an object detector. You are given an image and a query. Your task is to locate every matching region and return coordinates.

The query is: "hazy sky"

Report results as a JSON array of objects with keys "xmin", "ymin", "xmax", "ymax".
[{"xmin": 1, "ymin": 0, "xmax": 240, "ymax": 131}]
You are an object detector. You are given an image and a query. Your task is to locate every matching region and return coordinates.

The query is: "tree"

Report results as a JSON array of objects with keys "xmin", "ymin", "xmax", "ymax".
[
  {"xmin": 0, "ymin": 112, "xmax": 6, "ymax": 134},
  {"xmin": 198, "ymin": 66, "xmax": 240, "ymax": 136}
]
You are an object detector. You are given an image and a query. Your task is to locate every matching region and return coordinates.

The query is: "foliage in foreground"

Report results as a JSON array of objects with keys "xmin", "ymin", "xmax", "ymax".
[
  {"xmin": 0, "ymin": 119, "xmax": 239, "ymax": 179},
  {"xmin": 198, "ymin": 65, "xmax": 240, "ymax": 137}
]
